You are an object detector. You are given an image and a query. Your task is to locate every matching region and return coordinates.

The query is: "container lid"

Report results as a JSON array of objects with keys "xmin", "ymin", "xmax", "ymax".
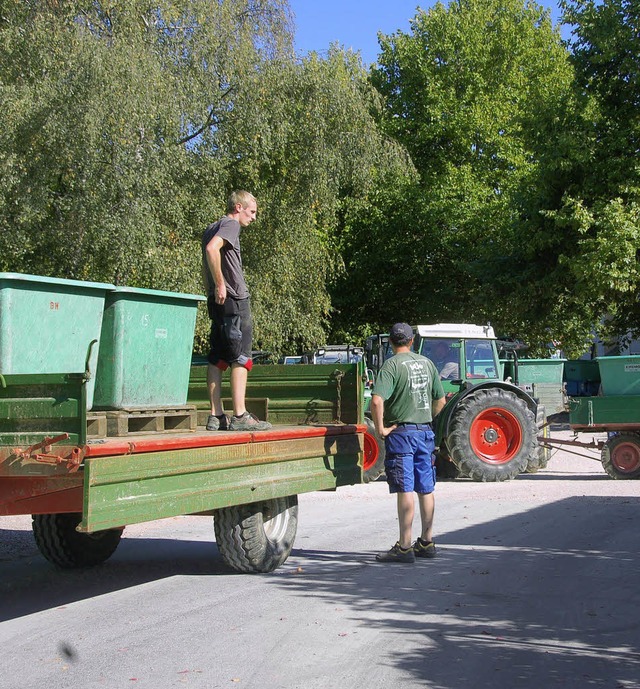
[
  {"xmin": 0, "ymin": 272, "xmax": 115, "ymax": 290},
  {"xmin": 595, "ymin": 355, "xmax": 640, "ymax": 361},
  {"xmin": 108, "ymin": 286, "xmax": 206, "ymax": 302}
]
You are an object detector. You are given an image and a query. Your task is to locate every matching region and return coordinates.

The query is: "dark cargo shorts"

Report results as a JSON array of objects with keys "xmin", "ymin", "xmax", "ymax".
[{"xmin": 208, "ymin": 296, "xmax": 252, "ymax": 370}]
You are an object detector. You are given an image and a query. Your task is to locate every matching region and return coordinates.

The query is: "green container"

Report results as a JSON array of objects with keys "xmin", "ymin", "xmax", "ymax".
[
  {"xmin": 564, "ymin": 358, "xmax": 601, "ymax": 396},
  {"xmin": 515, "ymin": 359, "xmax": 566, "ymax": 384},
  {"xmin": 564, "ymin": 359, "xmax": 600, "ymax": 383},
  {"xmin": 93, "ymin": 286, "xmax": 206, "ymax": 409},
  {"xmin": 0, "ymin": 272, "xmax": 115, "ymax": 408},
  {"xmin": 595, "ymin": 355, "xmax": 640, "ymax": 396}
]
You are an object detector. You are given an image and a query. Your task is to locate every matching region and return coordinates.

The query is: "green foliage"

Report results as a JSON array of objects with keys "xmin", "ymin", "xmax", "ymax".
[
  {"xmin": 196, "ymin": 47, "xmax": 416, "ymax": 355},
  {"xmin": 503, "ymin": 0, "xmax": 640, "ymax": 354},
  {"xmin": 2, "ymin": 0, "xmax": 639, "ymax": 361},
  {"xmin": 342, "ymin": 0, "xmax": 576, "ymax": 345},
  {"xmin": 0, "ymin": 1, "xmax": 414, "ymax": 358}
]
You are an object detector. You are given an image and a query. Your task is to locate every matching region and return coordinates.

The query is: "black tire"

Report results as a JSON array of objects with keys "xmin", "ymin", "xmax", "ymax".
[
  {"xmin": 32, "ymin": 513, "xmax": 123, "ymax": 568},
  {"xmin": 525, "ymin": 404, "xmax": 550, "ymax": 473},
  {"xmin": 214, "ymin": 496, "xmax": 298, "ymax": 573},
  {"xmin": 447, "ymin": 388, "xmax": 537, "ymax": 482},
  {"xmin": 434, "ymin": 447, "xmax": 461, "ymax": 479},
  {"xmin": 601, "ymin": 434, "xmax": 640, "ymax": 479},
  {"xmin": 363, "ymin": 416, "xmax": 386, "ymax": 483}
]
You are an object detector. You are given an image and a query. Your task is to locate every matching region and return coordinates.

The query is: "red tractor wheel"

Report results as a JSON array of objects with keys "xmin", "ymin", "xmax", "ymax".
[
  {"xmin": 363, "ymin": 417, "xmax": 385, "ymax": 483},
  {"xmin": 469, "ymin": 406, "xmax": 523, "ymax": 462},
  {"xmin": 447, "ymin": 387, "xmax": 537, "ymax": 482},
  {"xmin": 601, "ymin": 434, "xmax": 640, "ymax": 479}
]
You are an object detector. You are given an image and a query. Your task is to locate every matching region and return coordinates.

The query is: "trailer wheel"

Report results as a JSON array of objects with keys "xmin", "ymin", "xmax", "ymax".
[
  {"xmin": 448, "ymin": 388, "xmax": 537, "ymax": 482},
  {"xmin": 32, "ymin": 514, "xmax": 123, "ymax": 568},
  {"xmin": 214, "ymin": 496, "xmax": 298, "ymax": 573},
  {"xmin": 601, "ymin": 434, "xmax": 640, "ymax": 479},
  {"xmin": 525, "ymin": 405, "xmax": 550, "ymax": 474},
  {"xmin": 363, "ymin": 417, "xmax": 386, "ymax": 483}
]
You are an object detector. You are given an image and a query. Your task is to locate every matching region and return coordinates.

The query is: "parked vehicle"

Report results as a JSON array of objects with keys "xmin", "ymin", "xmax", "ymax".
[
  {"xmin": 281, "ymin": 355, "xmax": 304, "ymax": 364},
  {"xmin": 546, "ymin": 354, "xmax": 640, "ymax": 480},
  {"xmin": 0, "ymin": 273, "xmax": 365, "ymax": 573},
  {"xmin": 363, "ymin": 324, "xmax": 546, "ymax": 483}
]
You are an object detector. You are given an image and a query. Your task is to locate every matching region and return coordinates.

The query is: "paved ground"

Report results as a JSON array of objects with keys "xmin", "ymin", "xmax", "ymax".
[{"xmin": 1, "ymin": 430, "xmax": 639, "ymax": 688}]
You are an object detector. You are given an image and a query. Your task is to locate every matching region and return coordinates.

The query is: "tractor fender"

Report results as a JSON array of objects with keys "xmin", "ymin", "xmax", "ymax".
[{"xmin": 435, "ymin": 380, "xmax": 538, "ymax": 444}]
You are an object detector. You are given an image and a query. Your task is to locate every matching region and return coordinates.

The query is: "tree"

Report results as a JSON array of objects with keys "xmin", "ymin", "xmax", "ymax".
[
  {"xmin": 504, "ymin": 0, "xmax": 640, "ymax": 354},
  {"xmin": 0, "ymin": 3, "xmax": 416, "ymax": 356},
  {"xmin": 216, "ymin": 47, "xmax": 416, "ymax": 353},
  {"xmin": 354, "ymin": 0, "xmax": 576, "ymax": 346},
  {"xmin": 0, "ymin": 0, "xmax": 292, "ymax": 291}
]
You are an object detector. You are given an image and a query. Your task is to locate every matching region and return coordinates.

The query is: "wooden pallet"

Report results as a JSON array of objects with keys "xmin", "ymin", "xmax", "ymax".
[{"xmin": 88, "ymin": 406, "xmax": 198, "ymax": 438}]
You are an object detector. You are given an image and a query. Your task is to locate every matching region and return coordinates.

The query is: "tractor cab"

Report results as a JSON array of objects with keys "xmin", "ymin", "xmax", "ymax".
[{"xmin": 414, "ymin": 323, "xmax": 500, "ymax": 394}]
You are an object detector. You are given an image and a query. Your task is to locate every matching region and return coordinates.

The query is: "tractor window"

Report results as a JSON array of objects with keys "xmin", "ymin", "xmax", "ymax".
[
  {"xmin": 465, "ymin": 340, "xmax": 499, "ymax": 379},
  {"xmin": 420, "ymin": 339, "xmax": 461, "ymax": 380}
]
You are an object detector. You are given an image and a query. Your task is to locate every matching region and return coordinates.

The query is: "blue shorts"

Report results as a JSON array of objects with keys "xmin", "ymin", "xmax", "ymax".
[{"xmin": 384, "ymin": 425, "xmax": 436, "ymax": 494}]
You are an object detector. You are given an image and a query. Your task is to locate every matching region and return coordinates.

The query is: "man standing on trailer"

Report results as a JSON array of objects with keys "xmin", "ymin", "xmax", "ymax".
[
  {"xmin": 371, "ymin": 322, "xmax": 446, "ymax": 562},
  {"xmin": 202, "ymin": 190, "xmax": 271, "ymax": 431}
]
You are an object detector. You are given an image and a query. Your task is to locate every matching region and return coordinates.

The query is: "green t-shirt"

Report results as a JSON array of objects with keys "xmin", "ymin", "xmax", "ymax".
[{"xmin": 372, "ymin": 352, "xmax": 445, "ymax": 425}]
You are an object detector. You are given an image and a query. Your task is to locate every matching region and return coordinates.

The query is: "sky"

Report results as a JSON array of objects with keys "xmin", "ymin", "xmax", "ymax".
[{"xmin": 288, "ymin": 1, "xmax": 565, "ymax": 66}]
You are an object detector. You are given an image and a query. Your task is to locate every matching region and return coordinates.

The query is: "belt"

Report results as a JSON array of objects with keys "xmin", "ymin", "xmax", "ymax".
[{"xmin": 396, "ymin": 422, "xmax": 432, "ymax": 429}]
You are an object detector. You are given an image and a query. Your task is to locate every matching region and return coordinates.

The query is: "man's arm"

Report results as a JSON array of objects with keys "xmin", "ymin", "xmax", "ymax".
[
  {"xmin": 205, "ymin": 235, "xmax": 227, "ymax": 304},
  {"xmin": 432, "ymin": 395, "xmax": 447, "ymax": 418},
  {"xmin": 371, "ymin": 394, "xmax": 397, "ymax": 438}
]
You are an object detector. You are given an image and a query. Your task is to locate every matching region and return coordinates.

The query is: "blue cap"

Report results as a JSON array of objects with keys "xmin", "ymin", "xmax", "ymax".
[{"xmin": 389, "ymin": 322, "xmax": 413, "ymax": 345}]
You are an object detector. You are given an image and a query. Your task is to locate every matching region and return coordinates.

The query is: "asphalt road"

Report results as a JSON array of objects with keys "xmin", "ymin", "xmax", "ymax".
[{"xmin": 1, "ymin": 430, "xmax": 639, "ymax": 689}]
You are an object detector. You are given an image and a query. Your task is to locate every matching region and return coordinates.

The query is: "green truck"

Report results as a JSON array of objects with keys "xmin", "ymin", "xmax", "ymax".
[{"xmin": 0, "ymin": 273, "xmax": 365, "ymax": 573}]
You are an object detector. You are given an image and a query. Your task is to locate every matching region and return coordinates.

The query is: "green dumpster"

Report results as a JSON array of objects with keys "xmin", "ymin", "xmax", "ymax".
[
  {"xmin": 0, "ymin": 272, "xmax": 115, "ymax": 408},
  {"xmin": 564, "ymin": 359, "xmax": 600, "ymax": 396},
  {"xmin": 93, "ymin": 286, "xmax": 206, "ymax": 409},
  {"xmin": 515, "ymin": 359, "xmax": 566, "ymax": 384},
  {"xmin": 595, "ymin": 355, "xmax": 640, "ymax": 396}
]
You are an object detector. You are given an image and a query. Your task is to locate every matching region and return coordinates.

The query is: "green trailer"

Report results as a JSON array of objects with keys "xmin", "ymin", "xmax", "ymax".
[
  {"xmin": 0, "ymin": 273, "xmax": 366, "ymax": 572},
  {"xmin": 543, "ymin": 355, "xmax": 640, "ymax": 480},
  {"xmin": 0, "ymin": 362, "xmax": 365, "ymax": 572}
]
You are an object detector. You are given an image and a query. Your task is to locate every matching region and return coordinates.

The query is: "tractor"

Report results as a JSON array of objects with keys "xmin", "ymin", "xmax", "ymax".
[{"xmin": 363, "ymin": 324, "xmax": 547, "ymax": 482}]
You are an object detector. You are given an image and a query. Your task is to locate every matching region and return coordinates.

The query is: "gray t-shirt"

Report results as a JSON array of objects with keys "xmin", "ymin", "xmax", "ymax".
[{"xmin": 202, "ymin": 216, "xmax": 249, "ymax": 299}]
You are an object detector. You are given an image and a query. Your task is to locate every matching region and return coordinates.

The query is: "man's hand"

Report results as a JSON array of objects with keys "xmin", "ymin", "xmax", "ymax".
[
  {"xmin": 371, "ymin": 394, "xmax": 396, "ymax": 437},
  {"xmin": 378, "ymin": 423, "xmax": 397, "ymax": 438},
  {"xmin": 215, "ymin": 282, "xmax": 227, "ymax": 305}
]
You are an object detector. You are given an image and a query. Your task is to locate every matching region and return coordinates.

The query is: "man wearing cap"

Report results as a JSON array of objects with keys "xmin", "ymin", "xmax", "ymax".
[{"xmin": 371, "ymin": 322, "xmax": 446, "ymax": 563}]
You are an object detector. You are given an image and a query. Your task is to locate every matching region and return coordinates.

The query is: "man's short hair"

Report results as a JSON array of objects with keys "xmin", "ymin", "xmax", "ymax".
[
  {"xmin": 389, "ymin": 322, "xmax": 414, "ymax": 346},
  {"xmin": 227, "ymin": 190, "xmax": 256, "ymax": 214}
]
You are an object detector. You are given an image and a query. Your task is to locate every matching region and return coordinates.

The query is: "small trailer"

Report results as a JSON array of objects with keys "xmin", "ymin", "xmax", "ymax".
[
  {"xmin": 0, "ymin": 364, "xmax": 365, "ymax": 572},
  {"xmin": 541, "ymin": 355, "xmax": 640, "ymax": 480},
  {"xmin": 0, "ymin": 273, "xmax": 365, "ymax": 572}
]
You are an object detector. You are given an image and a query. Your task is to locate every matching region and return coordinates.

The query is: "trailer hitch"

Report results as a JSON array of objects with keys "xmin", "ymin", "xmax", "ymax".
[{"xmin": 11, "ymin": 433, "xmax": 85, "ymax": 472}]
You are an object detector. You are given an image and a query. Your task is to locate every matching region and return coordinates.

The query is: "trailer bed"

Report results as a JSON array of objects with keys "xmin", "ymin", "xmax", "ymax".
[{"xmin": 1, "ymin": 423, "xmax": 365, "ymax": 529}]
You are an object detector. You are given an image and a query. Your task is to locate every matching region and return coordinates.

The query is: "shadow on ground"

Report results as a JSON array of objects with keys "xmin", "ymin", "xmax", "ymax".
[{"xmin": 279, "ymin": 495, "xmax": 640, "ymax": 688}]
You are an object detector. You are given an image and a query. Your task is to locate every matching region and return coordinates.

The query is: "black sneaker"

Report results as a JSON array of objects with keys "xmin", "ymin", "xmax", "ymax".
[
  {"xmin": 206, "ymin": 414, "xmax": 230, "ymax": 431},
  {"xmin": 229, "ymin": 412, "xmax": 272, "ymax": 431},
  {"xmin": 413, "ymin": 537, "xmax": 437, "ymax": 559},
  {"xmin": 375, "ymin": 542, "xmax": 416, "ymax": 563}
]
